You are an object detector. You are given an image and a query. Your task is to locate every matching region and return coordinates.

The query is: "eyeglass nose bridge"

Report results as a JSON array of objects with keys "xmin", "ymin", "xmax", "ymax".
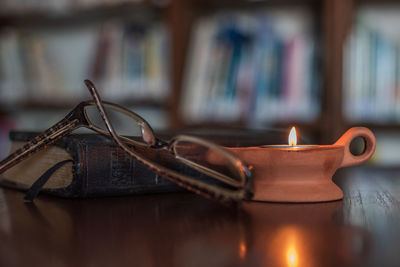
[
  {"xmin": 61, "ymin": 102, "xmax": 92, "ymax": 128},
  {"xmin": 150, "ymin": 139, "xmax": 169, "ymax": 149}
]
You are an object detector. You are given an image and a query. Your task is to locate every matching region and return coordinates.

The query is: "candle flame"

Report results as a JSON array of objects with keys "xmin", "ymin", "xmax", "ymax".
[
  {"xmin": 289, "ymin": 127, "xmax": 297, "ymax": 146},
  {"xmin": 286, "ymin": 245, "xmax": 298, "ymax": 267},
  {"xmin": 239, "ymin": 241, "xmax": 247, "ymax": 259}
]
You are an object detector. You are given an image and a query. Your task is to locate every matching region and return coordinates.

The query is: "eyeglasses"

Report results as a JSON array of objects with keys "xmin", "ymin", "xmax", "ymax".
[{"xmin": 0, "ymin": 80, "xmax": 253, "ymax": 204}]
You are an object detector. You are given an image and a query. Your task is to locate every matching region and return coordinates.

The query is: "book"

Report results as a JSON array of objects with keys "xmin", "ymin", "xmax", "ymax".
[
  {"xmin": 0, "ymin": 19, "xmax": 169, "ymax": 106},
  {"xmin": 0, "ymin": 29, "xmax": 26, "ymax": 106},
  {"xmin": 343, "ymin": 5, "xmax": 400, "ymax": 122},
  {"xmin": 0, "ymin": 131, "xmax": 183, "ymax": 198},
  {"xmin": 0, "ymin": 119, "xmax": 14, "ymax": 159},
  {"xmin": 181, "ymin": 8, "xmax": 320, "ymax": 125}
]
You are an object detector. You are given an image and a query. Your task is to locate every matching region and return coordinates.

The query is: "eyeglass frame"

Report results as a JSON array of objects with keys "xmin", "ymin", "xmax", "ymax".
[
  {"xmin": 84, "ymin": 80, "xmax": 253, "ymax": 203},
  {"xmin": 0, "ymin": 81, "xmax": 254, "ymax": 204}
]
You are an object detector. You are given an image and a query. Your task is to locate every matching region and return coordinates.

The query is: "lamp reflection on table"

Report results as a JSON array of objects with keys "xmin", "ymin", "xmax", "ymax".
[
  {"xmin": 239, "ymin": 241, "xmax": 247, "ymax": 260},
  {"xmin": 285, "ymin": 231, "xmax": 299, "ymax": 267},
  {"xmin": 244, "ymin": 201, "xmax": 371, "ymax": 267},
  {"xmin": 0, "ymin": 188, "xmax": 373, "ymax": 267}
]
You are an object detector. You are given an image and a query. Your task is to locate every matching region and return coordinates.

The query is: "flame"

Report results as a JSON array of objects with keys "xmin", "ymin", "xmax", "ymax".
[
  {"xmin": 289, "ymin": 127, "xmax": 297, "ymax": 146},
  {"xmin": 239, "ymin": 241, "xmax": 247, "ymax": 259},
  {"xmin": 286, "ymin": 245, "xmax": 298, "ymax": 267}
]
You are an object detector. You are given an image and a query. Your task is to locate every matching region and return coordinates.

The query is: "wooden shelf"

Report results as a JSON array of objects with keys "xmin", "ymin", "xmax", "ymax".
[
  {"xmin": 190, "ymin": 0, "xmax": 321, "ymax": 9},
  {"xmin": 0, "ymin": 1, "xmax": 166, "ymax": 27},
  {"xmin": 345, "ymin": 122, "xmax": 400, "ymax": 131},
  {"xmin": 355, "ymin": 0, "xmax": 400, "ymax": 4},
  {"xmin": 177, "ymin": 120, "xmax": 324, "ymax": 142},
  {"xmin": 9, "ymin": 99, "xmax": 170, "ymax": 110}
]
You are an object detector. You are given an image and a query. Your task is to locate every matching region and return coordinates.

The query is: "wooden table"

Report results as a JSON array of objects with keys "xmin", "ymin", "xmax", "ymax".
[{"xmin": 0, "ymin": 166, "xmax": 400, "ymax": 267}]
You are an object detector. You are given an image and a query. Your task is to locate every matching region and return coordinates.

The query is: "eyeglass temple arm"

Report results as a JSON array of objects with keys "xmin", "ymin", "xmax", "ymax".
[
  {"xmin": 0, "ymin": 116, "xmax": 80, "ymax": 174},
  {"xmin": 161, "ymin": 167, "xmax": 252, "ymax": 203}
]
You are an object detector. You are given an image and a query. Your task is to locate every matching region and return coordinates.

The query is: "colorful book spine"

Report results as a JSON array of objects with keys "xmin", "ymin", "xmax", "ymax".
[
  {"xmin": 344, "ymin": 6, "xmax": 400, "ymax": 123},
  {"xmin": 0, "ymin": 20, "xmax": 170, "ymax": 106},
  {"xmin": 182, "ymin": 9, "xmax": 320, "ymax": 125}
]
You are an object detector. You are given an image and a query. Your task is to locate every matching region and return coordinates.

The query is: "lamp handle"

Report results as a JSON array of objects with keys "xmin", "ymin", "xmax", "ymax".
[{"xmin": 334, "ymin": 127, "xmax": 376, "ymax": 168}]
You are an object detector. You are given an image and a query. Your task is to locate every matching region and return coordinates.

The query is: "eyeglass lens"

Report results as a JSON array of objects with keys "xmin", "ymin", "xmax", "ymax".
[
  {"xmin": 172, "ymin": 139, "xmax": 244, "ymax": 187},
  {"xmin": 84, "ymin": 105, "xmax": 148, "ymax": 145}
]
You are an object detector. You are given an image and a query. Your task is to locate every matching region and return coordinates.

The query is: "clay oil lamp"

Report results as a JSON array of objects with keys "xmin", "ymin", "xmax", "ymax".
[{"xmin": 227, "ymin": 127, "xmax": 376, "ymax": 203}]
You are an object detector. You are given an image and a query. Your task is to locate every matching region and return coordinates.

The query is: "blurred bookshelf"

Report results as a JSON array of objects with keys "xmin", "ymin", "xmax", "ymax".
[
  {"xmin": 1, "ymin": 0, "xmax": 400, "ymax": 166},
  {"xmin": 343, "ymin": 2, "xmax": 400, "ymax": 166},
  {"xmin": 344, "ymin": 4, "xmax": 400, "ymax": 125},
  {"xmin": 181, "ymin": 7, "xmax": 320, "ymax": 125}
]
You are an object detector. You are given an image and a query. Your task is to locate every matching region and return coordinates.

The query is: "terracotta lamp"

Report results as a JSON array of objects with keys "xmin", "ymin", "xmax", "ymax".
[{"xmin": 226, "ymin": 127, "xmax": 376, "ymax": 203}]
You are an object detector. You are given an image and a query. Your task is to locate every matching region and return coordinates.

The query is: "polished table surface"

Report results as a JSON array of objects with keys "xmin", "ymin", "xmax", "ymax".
[{"xmin": 0, "ymin": 166, "xmax": 400, "ymax": 267}]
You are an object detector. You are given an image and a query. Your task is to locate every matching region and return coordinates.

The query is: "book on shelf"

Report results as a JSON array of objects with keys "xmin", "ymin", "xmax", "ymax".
[
  {"xmin": 0, "ymin": 119, "xmax": 14, "ymax": 160},
  {"xmin": 0, "ymin": 29, "xmax": 26, "ymax": 103},
  {"xmin": 343, "ymin": 5, "xmax": 400, "ymax": 123},
  {"xmin": 181, "ymin": 7, "xmax": 320, "ymax": 125},
  {"xmin": 93, "ymin": 20, "xmax": 169, "ymax": 101},
  {"xmin": 369, "ymin": 132, "xmax": 400, "ymax": 166},
  {"xmin": 0, "ymin": 19, "xmax": 169, "ymax": 106}
]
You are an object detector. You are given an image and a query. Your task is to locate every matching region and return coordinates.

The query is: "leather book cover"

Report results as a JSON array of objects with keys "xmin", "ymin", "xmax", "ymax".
[{"xmin": 1, "ymin": 131, "xmax": 183, "ymax": 198}]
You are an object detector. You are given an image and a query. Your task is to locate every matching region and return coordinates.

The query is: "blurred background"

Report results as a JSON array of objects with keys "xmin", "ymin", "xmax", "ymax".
[{"xmin": 0, "ymin": 0, "xmax": 398, "ymax": 166}]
